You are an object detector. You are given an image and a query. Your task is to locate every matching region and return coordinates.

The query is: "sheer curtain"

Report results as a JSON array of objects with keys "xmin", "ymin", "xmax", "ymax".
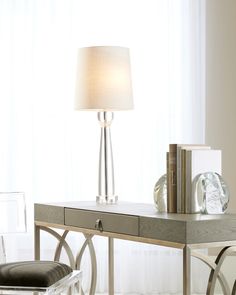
[{"xmin": 0, "ymin": 0, "xmax": 206, "ymax": 293}]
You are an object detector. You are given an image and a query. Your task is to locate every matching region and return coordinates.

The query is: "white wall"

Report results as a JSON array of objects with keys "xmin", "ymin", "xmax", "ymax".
[
  {"xmin": 206, "ymin": 0, "xmax": 236, "ymax": 212},
  {"xmin": 206, "ymin": 1, "xmax": 236, "ymax": 292}
]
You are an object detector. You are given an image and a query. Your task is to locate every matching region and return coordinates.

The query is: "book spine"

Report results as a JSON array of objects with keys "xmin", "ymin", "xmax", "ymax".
[
  {"xmin": 168, "ymin": 144, "xmax": 177, "ymax": 213},
  {"xmin": 185, "ymin": 150, "xmax": 192, "ymax": 213},
  {"xmin": 181, "ymin": 149, "xmax": 186, "ymax": 213},
  {"xmin": 176, "ymin": 146, "xmax": 182, "ymax": 213},
  {"xmin": 167, "ymin": 152, "xmax": 170, "ymax": 211}
]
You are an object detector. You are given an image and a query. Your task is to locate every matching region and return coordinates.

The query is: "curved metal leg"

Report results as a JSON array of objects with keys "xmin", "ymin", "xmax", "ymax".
[
  {"xmin": 40, "ymin": 226, "xmax": 75, "ymax": 268},
  {"xmin": 206, "ymin": 246, "xmax": 236, "ymax": 295},
  {"xmin": 75, "ymin": 237, "xmax": 90, "ymax": 295},
  {"xmin": 75, "ymin": 234, "xmax": 97, "ymax": 295},
  {"xmin": 54, "ymin": 230, "xmax": 69, "ymax": 261},
  {"xmin": 232, "ymin": 280, "xmax": 236, "ymax": 295},
  {"xmin": 75, "ymin": 235, "xmax": 91, "ymax": 269},
  {"xmin": 192, "ymin": 251, "xmax": 230, "ymax": 295},
  {"xmin": 39, "ymin": 226, "xmax": 97, "ymax": 295}
]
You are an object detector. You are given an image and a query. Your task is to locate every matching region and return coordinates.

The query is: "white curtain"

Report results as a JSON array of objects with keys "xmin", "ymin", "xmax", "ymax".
[{"xmin": 0, "ymin": 0, "xmax": 207, "ymax": 293}]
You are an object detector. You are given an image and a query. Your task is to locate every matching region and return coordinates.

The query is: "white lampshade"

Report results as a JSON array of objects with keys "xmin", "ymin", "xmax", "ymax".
[{"xmin": 74, "ymin": 46, "xmax": 133, "ymax": 111}]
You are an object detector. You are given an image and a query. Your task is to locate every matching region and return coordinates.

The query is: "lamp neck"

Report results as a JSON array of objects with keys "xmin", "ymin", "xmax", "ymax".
[
  {"xmin": 97, "ymin": 111, "xmax": 114, "ymax": 127},
  {"xmin": 97, "ymin": 111, "xmax": 117, "ymax": 204}
]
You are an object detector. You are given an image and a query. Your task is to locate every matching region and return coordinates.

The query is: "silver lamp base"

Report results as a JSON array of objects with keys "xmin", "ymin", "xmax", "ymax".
[
  {"xmin": 96, "ymin": 195, "xmax": 118, "ymax": 204},
  {"xmin": 97, "ymin": 111, "xmax": 118, "ymax": 204}
]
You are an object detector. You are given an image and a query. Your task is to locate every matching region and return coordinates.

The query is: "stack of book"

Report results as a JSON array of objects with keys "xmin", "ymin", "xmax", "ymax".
[{"xmin": 167, "ymin": 144, "xmax": 222, "ymax": 213}]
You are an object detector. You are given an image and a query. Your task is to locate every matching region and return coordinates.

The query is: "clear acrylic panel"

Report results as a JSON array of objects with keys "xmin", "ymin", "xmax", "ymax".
[
  {"xmin": 0, "ymin": 192, "xmax": 26, "ymax": 234},
  {"xmin": 0, "ymin": 270, "xmax": 82, "ymax": 295}
]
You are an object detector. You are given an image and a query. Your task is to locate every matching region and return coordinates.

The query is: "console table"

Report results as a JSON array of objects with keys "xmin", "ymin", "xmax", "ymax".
[{"xmin": 34, "ymin": 201, "xmax": 236, "ymax": 295}]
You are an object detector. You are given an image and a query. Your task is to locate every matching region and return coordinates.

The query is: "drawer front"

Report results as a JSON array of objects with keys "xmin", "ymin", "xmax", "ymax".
[{"xmin": 65, "ymin": 208, "xmax": 139, "ymax": 236}]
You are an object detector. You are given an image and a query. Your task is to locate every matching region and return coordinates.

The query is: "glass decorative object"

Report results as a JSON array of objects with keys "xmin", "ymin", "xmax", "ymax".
[
  {"xmin": 194, "ymin": 172, "xmax": 229, "ymax": 214},
  {"xmin": 153, "ymin": 174, "xmax": 167, "ymax": 212}
]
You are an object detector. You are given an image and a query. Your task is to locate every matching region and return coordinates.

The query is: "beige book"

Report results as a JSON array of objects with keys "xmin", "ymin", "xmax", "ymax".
[
  {"xmin": 181, "ymin": 149, "xmax": 187, "ymax": 213},
  {"xmin": 176, "ymin": 144, "xmax": 211, "ymax": 213},
  {"xmin": 167, "ymin": 146, "xmax": 177, "ymax": 213}
]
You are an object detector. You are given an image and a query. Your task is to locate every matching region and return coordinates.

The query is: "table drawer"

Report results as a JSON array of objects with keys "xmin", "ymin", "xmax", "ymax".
[{"xmin": 65, "ymin": 208, "xmax": 139, "ymax": 236}]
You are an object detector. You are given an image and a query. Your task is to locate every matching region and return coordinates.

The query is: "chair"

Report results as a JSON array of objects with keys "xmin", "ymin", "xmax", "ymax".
[
  {"xmin": 0, "ymin": 193, "xmax": 82, "ymax": 294},
  {"xmin": 0, "ymin": 260, "xmax": 82, "ymax": 295}
]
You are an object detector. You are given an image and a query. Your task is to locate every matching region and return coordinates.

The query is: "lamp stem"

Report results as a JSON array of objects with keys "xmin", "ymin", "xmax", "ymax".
[{"xmin": 97, "ymin": 111, "xmax": 118, "ymax": 204}]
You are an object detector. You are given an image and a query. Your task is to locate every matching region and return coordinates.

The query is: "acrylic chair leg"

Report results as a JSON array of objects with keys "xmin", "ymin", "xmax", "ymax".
[{"xmin": 0, "ymin": 236, "xmax": 6, "ymax": 263}]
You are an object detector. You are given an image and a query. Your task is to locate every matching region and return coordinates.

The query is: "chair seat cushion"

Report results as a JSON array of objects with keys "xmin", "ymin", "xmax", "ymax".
[{"xmin": 0, "ymin": 261, "xmax": 73, "ymax": 288}]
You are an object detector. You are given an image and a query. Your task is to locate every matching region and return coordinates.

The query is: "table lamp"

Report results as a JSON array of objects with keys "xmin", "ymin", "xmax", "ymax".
[{"xmin": 74, "ymin": 46, "xmax": 133, "ymax": 204}]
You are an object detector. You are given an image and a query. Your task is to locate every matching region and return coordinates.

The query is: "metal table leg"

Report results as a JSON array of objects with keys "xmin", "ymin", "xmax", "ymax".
[
  {"xmin": 108, "ymin": 237, "xmax": 114, "ymax": 295},
  {"xmin": 183, "ymin": 245, "xmax": 191, "ymax": 295},
  {"xmin": 34, "ymin": 223, "xmax": 40, "ymax": 260}
]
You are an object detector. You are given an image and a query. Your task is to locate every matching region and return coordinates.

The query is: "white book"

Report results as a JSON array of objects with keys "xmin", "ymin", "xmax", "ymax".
[
  {"xmin": 185, "ymin": 149, "xmax": 222, "ymax": 213},
  {"xmin": 176, "ymin": 144, "xmax": 211, "ymax": 213}
]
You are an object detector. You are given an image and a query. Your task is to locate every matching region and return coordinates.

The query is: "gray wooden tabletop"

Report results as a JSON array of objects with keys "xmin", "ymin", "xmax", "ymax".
[{"xmin": 34, "ymin": 201, "xmax": 236, "ymax": 245}]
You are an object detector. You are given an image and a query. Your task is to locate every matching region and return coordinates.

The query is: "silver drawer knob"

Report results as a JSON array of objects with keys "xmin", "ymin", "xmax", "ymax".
[{"xmin": 95, "ymin": 219, "xmax": 103, "ymax": 232}]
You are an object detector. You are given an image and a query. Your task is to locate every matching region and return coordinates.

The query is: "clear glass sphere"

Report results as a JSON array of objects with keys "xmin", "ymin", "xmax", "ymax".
[
  {"xmin": 153, "ymin": 174, "xmax": 167, "ymax": 212},
  {"xmin": 194, "ymin": 172, "xmax": 230, "ymax": 214}
]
